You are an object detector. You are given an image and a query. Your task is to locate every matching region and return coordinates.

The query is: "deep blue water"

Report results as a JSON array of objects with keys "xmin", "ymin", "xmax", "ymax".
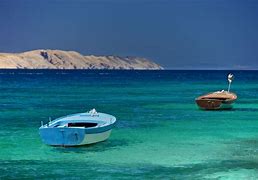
[{"xmin": 0, "ymin": 70, "xmax": 258, "ymax": 179}]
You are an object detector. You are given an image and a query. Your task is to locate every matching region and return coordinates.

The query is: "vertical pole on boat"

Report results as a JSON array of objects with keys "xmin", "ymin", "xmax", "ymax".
[{"xmin": 227, "ymin": 73, "xmax": 234, "ymax": 92}]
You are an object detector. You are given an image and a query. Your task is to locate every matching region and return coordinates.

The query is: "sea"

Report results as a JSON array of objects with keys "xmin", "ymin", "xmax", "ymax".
[{"xmin": 0, "ymin": 70, "xmax": 258, "ymax": 179}]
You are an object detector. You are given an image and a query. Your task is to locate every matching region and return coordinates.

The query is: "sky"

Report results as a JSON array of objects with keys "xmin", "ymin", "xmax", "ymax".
[{"xmin": 0, "ymin": 0, "xmax": 258, "ymax": 69}]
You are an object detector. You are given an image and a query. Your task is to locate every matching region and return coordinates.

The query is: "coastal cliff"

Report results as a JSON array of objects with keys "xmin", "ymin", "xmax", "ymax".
[{"xmin": 0, "ymin": 49, "xmax": 163, "ymax": 70}]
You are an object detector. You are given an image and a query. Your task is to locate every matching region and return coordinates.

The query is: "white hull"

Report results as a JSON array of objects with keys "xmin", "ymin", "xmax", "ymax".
[{"xmin": 80, "ymin": 130, "xmax": 112, "ymax": 145}]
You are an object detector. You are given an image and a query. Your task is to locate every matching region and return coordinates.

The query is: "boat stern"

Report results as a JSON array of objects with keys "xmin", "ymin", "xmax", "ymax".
[{"xmin": 39, "ymin": 127, "xmax": 85, "ymax": 146}]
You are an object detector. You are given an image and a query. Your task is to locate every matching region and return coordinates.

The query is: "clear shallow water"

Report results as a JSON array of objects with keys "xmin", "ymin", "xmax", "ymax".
[{"xmin": 0, "ymin": 70, "xmax": 258, "ymax": 179}]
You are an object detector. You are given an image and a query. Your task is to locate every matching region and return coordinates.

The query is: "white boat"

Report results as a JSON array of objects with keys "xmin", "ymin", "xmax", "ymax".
[{"xmin": 39, "ymin": 109, "xmax": 116, "ymax": 146}]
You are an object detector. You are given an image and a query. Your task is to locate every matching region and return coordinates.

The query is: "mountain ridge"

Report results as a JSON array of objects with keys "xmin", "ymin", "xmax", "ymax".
[{"xmin": 0, "ymin": 49, "xmax": 163, "ymax": 70}]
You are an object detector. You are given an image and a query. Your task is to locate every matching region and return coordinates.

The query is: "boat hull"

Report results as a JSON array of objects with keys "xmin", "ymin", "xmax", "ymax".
[
  {"xmin": 39, "ymin": 126, "xmax": 113, "ymax": 146},
  {"xmin": 195, "ymin": 99, "xmax": 234, "ymax": 110},
  {"xmin": 80, "ymin": 130, "xmax": 111, "ymax": 145},
  {"xmin": 195, "ymin": 91, "xmax": 237, "ymax": 110}
]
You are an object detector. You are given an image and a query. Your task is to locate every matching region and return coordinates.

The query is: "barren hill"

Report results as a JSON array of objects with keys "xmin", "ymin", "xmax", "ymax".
[{"xmin": 0, "ymin": 49, "xmax": 163, "ymax": 70}]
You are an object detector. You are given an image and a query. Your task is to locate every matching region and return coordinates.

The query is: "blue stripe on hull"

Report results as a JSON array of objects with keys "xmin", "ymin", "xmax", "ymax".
[{"xmin": 84, "ymin": 123, "xmax": 115, "ymax": 134}]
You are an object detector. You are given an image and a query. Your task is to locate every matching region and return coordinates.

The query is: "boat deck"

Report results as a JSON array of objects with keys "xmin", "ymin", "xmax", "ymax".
[{"xmin": 45, "ymin": 112, "xmax": 116, "ymax": 128}]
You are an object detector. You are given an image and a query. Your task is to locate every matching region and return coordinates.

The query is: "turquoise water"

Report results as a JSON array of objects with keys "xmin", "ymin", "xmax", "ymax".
[{"xmin": 0, "ymin": 70, "xmax": 258, "ymax": 179}]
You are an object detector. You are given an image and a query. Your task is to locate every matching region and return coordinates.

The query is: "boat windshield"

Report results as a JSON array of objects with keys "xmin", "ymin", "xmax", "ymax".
[
  {"xmin": 67, "ymin": 122, "xmax": 98, "ymax": 128},
  {"xmin": 202, "ymin": 97, "xmax": 228, "ymax": 100}
]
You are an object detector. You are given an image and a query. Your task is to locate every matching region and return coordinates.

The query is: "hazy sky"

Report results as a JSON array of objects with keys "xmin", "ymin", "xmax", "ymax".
[{"xmin": 0, "ymin": 0, "xmax": 258, "ymax": 69}]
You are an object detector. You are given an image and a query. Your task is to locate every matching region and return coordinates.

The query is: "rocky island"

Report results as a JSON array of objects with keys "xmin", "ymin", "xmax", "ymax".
[{"xmin": 0, "ymin": 49, "xmax": 163, "ymax": 70}]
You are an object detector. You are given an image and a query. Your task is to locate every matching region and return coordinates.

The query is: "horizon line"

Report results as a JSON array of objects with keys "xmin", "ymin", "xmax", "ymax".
[{"xmin": 0, "ymin": 68, "xmax": 258, "ymax": 71}]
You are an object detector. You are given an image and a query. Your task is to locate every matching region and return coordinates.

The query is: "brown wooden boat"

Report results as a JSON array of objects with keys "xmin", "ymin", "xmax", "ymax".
[
  {"xmin": 195, "ymin": 91, "xmax": 237, "ymax": 110},
  {"xmin": 195, "ymin": 73, "xmax": 237, "ymax": 110}
]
